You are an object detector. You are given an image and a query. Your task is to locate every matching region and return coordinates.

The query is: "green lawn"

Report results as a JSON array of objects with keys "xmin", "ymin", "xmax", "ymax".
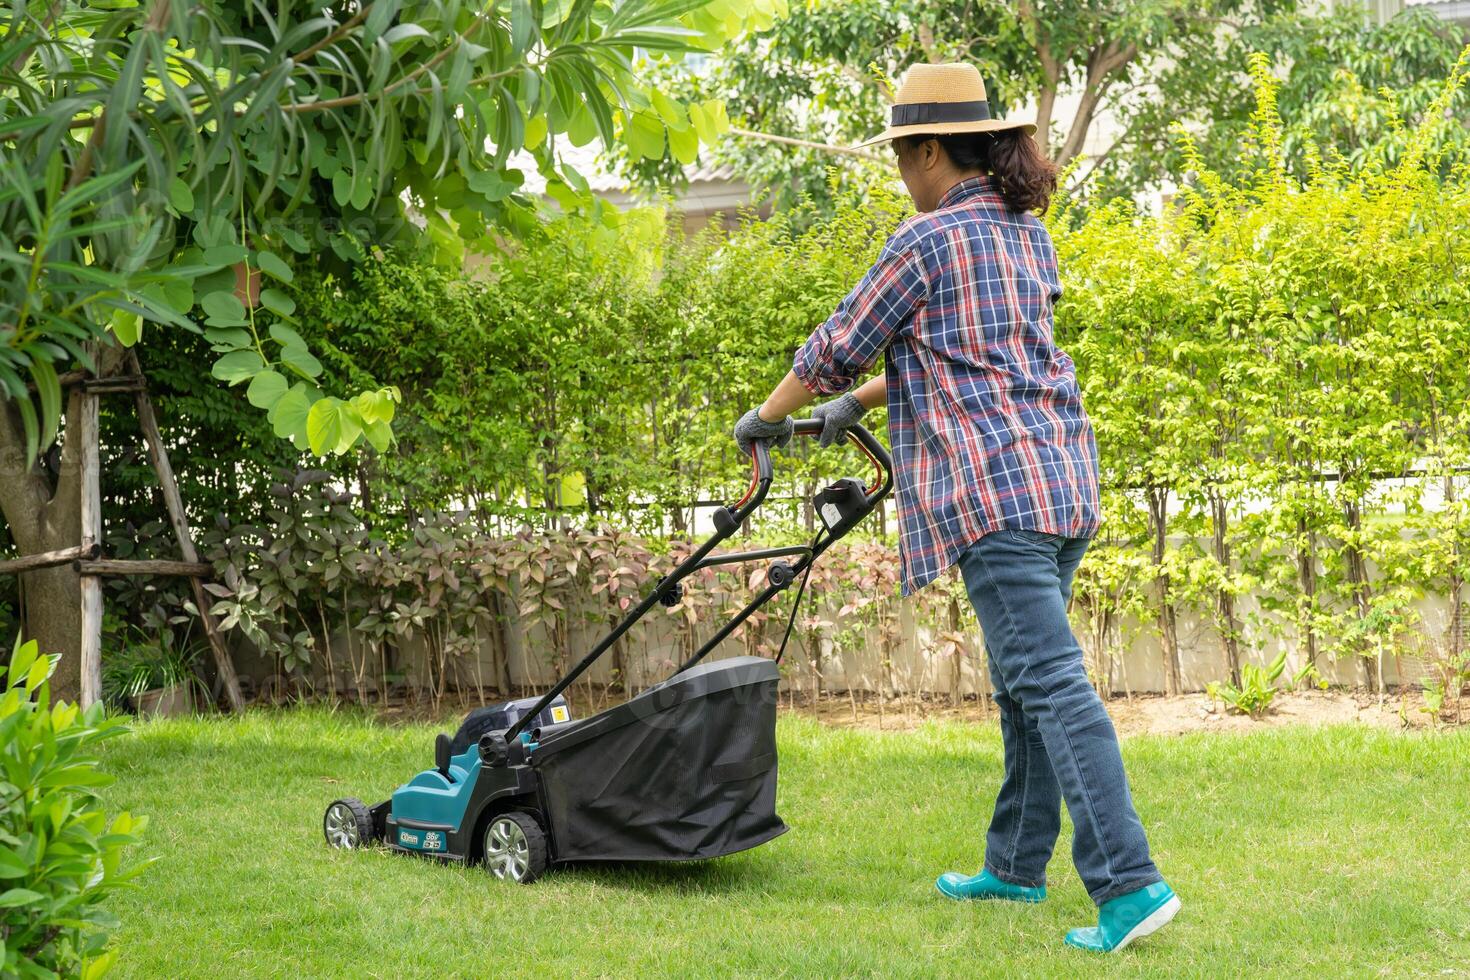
[{"xmin": 96, "ymin": 710, "xmax": 1470, "ymax": 978}]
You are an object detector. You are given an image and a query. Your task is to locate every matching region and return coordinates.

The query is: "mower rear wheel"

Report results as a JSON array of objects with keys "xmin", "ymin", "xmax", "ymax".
[
  {"xmin": 483, "ymin": 811, "xmax": 547, "ymax": 884},
  {"xmin": 323, "ymin": 798, "xmax": 375, "ymax": 850}
]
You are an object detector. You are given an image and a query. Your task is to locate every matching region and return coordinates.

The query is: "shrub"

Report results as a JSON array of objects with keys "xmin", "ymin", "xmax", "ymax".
[
  {"xmin": 0, "ymin": 640, "xmax": 147, "ymax": 978},
  {"xmin": 1208, "ymin": 651, "xmax": 1289, "ymax": 718}
]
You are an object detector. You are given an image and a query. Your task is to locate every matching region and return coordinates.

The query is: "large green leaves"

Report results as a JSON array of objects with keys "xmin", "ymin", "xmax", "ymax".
[{"xmin": 1, "ymin": 0, "xmax": 759, "ymax": 465}]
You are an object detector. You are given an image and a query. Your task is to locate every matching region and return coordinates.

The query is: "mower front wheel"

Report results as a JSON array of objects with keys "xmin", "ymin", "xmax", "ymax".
[
  {"xmin": 483, "ymin": 811, "xmax": 548, "ymax": 884},
  {"xmin": 323, "ymin": 798, "xmax": 375, "ymax": 850}
]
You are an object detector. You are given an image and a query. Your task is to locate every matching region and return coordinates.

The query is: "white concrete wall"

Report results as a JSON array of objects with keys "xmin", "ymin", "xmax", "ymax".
[{"xmin": 325, "ymin": 576, "xmax": 1446, "ymax": 701}]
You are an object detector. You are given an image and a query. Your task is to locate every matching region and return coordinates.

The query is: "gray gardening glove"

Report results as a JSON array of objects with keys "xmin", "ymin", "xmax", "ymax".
[
  {"xmin": 733, "ymin": 407, "xmax": 794, "ymax": 456},
  {"xmin": 810, "ymin": 392, "xmax": 868, "ymax": 448}
]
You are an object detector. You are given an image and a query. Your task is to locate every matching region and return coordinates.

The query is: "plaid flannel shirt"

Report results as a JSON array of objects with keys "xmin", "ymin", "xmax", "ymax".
[{"xmin": 794, "ymin": 175, "xmax": 1100, "ymax": 595}]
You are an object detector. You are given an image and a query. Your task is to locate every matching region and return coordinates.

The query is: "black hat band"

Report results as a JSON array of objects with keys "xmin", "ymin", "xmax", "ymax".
[{"xmin": 890, "ymin": 99, "xmax": 992, "ymax": 127}]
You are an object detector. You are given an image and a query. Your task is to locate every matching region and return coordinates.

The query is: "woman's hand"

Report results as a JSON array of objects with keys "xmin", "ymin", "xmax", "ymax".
[
  {"xmin": 810, "ymin": 392, "xmax": 869, "ymax": 448},
  {"xmin": 733, "ymin": 407, "xmax": 794, "ymax": 455}
]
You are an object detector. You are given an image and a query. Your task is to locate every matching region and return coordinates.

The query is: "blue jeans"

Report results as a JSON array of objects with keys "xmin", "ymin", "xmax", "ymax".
[{"xmin": 958, "ymin": 530, "xmax": 1163, "ymax": 906}]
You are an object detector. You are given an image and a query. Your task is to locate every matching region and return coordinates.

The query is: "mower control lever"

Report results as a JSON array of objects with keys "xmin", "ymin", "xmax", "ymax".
[{"xmin": 767, "ymin": 561, "xmax": 795, "ymax": 588}]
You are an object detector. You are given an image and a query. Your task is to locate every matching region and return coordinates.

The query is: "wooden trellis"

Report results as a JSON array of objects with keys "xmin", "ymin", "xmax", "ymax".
[{"xmin": 0, "ymin": 351, "xmax": 245, "ymax": 711}]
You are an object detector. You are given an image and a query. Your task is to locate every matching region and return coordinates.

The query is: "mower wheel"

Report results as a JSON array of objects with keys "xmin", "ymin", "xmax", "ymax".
[
  {"xmin": 323, "ymin": 797, "xmax": 375, "ymax": 850},
  {"xmin": 482, "ymin": 811, "xmax": 548, "ymax": 884}
]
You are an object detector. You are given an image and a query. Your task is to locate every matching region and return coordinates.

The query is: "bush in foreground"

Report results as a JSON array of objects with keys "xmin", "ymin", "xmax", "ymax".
[{"xmin": 1, "ymin": 640, "xmax": 147, "ymax": 978}]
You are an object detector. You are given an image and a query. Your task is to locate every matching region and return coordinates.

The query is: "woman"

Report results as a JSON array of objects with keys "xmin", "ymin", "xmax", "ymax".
[{"xmin": 733, "ymin": 63, "xmax": 1178, "ymax": 954}]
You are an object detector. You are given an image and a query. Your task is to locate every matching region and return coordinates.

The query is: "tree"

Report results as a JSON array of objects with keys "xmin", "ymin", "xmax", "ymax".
[
  {"xmin": 0, "ymin": 0, "xmax": 764, "ymax": 701},
  {"xmin": 624, "ymin": 0, "xmax": 1292, "ymax": 206},
  {"xmin": 1145, "ymin": 4, "xmax": 1470, "ymax": 192}
]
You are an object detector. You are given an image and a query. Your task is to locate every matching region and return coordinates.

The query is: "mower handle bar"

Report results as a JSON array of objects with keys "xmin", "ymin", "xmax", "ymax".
[
  {"xmin": 503, "ymin": 421, "xmax": 893, "ymax": 743},
  {"xmin": 734, "ymin": 418, "xmax": 892, "ymax": 516}
]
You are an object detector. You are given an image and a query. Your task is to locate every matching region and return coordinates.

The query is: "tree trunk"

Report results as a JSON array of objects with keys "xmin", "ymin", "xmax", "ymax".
[
  {"xmin": 17, "ymin": 562, "xmax": 83, "ymax": 697},
  {"xmin": 1147, "ymin": 486, "xmax": 1183, "ymax": 694},
  {"xmin": 1446, "ymin": 474, "xmax": 1464, "ymax": 663},
  {"xmin": 1296, "ymin": 512, "xmax": 1319, "ymax": 667},
  {"xmin": 1342, "ymin": 498, "xmax": 1376, "ymax": 691},
  {"xmin": 948, "ymin": 596, "xmax": 963, "ymax": 708},
  {"xmin": 1210, "ymin": 489, "xmax": 1242, "ymax": 687},
  {"xmin": 1, "ymin": 380, "xmax": 94, "ymax": 703}
]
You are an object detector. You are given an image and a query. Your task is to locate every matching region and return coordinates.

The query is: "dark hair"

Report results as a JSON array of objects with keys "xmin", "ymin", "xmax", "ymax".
[{"xmin": 897, "ymin": 130, "xmax": 1057, "ymax": 214}]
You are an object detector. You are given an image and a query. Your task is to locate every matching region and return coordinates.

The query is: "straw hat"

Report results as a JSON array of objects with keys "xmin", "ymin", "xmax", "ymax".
[{"xmin": 855, "ymin": 63, "xmax": 1035, "ymax": 149}]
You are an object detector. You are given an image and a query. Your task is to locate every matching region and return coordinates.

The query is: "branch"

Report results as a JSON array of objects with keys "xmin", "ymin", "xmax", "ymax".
[
  {"xmin": 6, "ymin": 0, "xmax": 63, "ymax": 77},
  {"xmin": 727, "ymin": 126, "xmax": 886, "ymax": 163},
  {"xmin": 292, "ymin": 5, "xmax": 372, "ymax": 65},
  {"xmin": 50, "ymin": 4, "xmax": 498, "ymax": 128},
  {"xmin": 63, "ymin": 112, "xmax": 106, "ymax": 192},
  {"xmin": 840, "ymin": 64, "xmax": 891, "ymax": 104},
  {"xmin": 1017, "ymin": 0, "xmax": 1064, "ymax": 156},
  {"xmin": 916, "ymin": 23, "xmax": 941, "ymax": 65},
  {"xmin": 1056, "ymin": 40, "xmax": 1138, "ymax": 165}
]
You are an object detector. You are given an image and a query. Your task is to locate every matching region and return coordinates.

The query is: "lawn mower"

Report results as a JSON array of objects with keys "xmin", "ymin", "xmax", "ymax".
[{"xmin": 322, "ymin": 419, "xmax": 893, "ymax": 882}]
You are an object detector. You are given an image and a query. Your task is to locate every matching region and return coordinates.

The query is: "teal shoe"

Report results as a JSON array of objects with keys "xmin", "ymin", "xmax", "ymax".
[
  {"xmin": 935, "ymin": 869, "xmax": 1046, "ymax": 903},
  {"xmin": 1064, "ymin": 882, "xmax": 1180, "ymax": 953}
]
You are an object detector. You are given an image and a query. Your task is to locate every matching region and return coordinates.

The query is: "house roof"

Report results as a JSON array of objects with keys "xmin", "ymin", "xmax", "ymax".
[{"xmin": 1406, "ymin": 0, "xmax": 1470, "ymax": 24}]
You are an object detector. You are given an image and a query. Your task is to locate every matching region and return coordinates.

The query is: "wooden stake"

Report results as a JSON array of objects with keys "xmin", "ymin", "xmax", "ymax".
[
  {"xmin": 76, "ymin": 558, "xmax": 212, "ymax": 577},
  {"xmin": 127, "ymin": 352, "xmax": 245, "ymax": 712},
  {"xmin": 78, "ymin": 388, "xmax": 102, "ymax": 709},
  {"xmin": 0, "ymin": 543, "xmax": 98, "ymax": 576}
]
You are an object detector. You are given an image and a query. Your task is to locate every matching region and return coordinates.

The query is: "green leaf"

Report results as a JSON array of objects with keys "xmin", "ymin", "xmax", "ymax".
[
  {"xmin": 703, "ymin": 99, "xmax": 730, "ymax": 136},
  {"xmin": 246, "ymin": 370, "xmax": 289, "ymax": 410},
  {"xmin": 255, "ymin": 252, "xmax": 294, "ymax": 284},
  {"xmin": 8, "ymin": 639, "xmax": 38, "ymax": 688},
  {"xmin": 268, "ymin": 323, "xmax": 306, "ymax": 349},
  {"xmin": 510, "ymin": 0, "xmax": 535, "ymax": 55},
  {"xmin": 201, "ymin": 245, "xmax": 248, "ymax": 267},
  {"xmin": 38, "ymin": 764, "xmax": 111, "ymax": 789},
  {"xmin": 363, "ymin": 0, "xmax": 401, "ymax": 42},
  {"xmin": 270, "ymin": 386, "xmax": 312, "ymax": 443},
  {"xmin": 625, "ymin": 112, "xmax": 666, "ymax": 160},
  {"xmin": 205, "ymin": 328, "xmax": 252, "ymax": 351},
  {"xmin": 0, "ymin": 849, "xmax": 29, "ymax": 879},
  {"xmin": 651, "ymin": 89, "xmax": 688, "ymax": 127},
  {"xmin": 363, "ymin": 419, "xmax": 393, "ymax": 453},
  {"xmin": 542, "ymin": 0, "xmax": 574, "ymax": 28},
  {"xmin": 280, "ymin": 345, "xmax": 323, "ymax": 380},
  {"xmin": 200, "ymin": 291, "xmax": 246, "ymax": 323},
  {"xmin": 0, "ymin": 888, "xmax": 45, "ymax": 908},
  {"xmin": 23, "ymin": 653, "xmax": 52, "ymax": 693},
  {"xmin": 306, "ymin": 398, "xmax": 363, "ymax": 456},
  {"xmin": 352, "ymin": 389, "xmax": 397, "ymax": 425},
  {"xmin": 110, "ymin": 309, "xmax": 141, "ymax": 346},
  {"xmin": 27, "ymin": 357, "xmax": 60, "ymax": 450},
  {"xmin": 383, "ymin": 23, "xmax": 431, "ymax": 44},
  {"xmin": 211, "ymin": 350, "xmax": 265, "ymax": 385},
  {"xmin": 160, "ymin": 274, "xmax": 194, "ymax": 314},
  {"xmin": 167, "ymin": 177, "xmax": 194, "ymax": 213},
  {"xmin": 689, "ymin": 101, "xmax": 714, "ymax": 144},
  {"xmin": 524, "ymin": 114, "xmax": 548, "ymax": 150},
  {"xmin": 467, "ymin": 170, "xmax": 518, "ymax": 202},
  {"xmin": 82, "ymin": 950, "xmax": 118, "ymax": 980},
  {"xmin": 259, "ymin": 288, "xmax": 296, "ymax": 317},
  {"xmin": 668, "ymin": 123, "xmax": 699, "ymax": 165},
  {"xmin": 304, "ymin": 399, "xmax": 340, "ymax": 456}
]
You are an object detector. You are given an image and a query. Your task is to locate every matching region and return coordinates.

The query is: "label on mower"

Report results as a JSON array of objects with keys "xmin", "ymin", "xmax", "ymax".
[
  {"xmin": 397, "ymin": 829, "xmax": 445, "ymax": 851},
  {"xmin": 551, "ymin": 705, "xmax": 570, "ymax": 723},
  {"xmin": 820, "ymin": 502, "xmax": 842, "ymax": 529}
]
